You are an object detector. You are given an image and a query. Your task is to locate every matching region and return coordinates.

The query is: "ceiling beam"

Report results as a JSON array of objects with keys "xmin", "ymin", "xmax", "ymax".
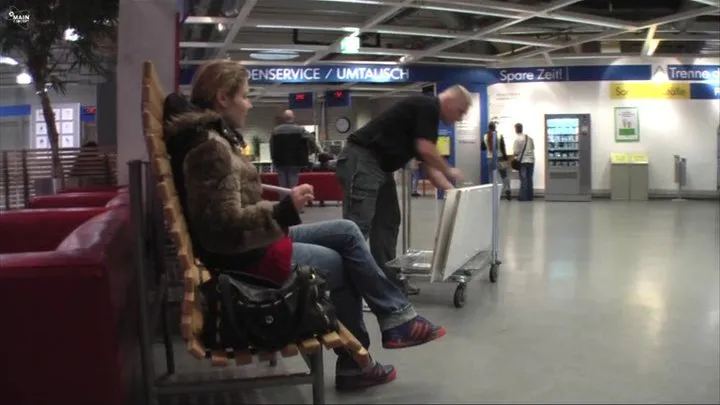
[
  {"xmin": 178, "ymin": 52, "xmax": 720, "ymax": 68},
  {"xmin": 370, "ymin": 82, "xmax": 432, "ymax": 99},
  {"xmin": 303, "ymin": 0, "xmax": 415, "ymax": 65},
  {"xmin": 179, "ymin": 42, "xmax": 504, "ymax": 62},
  {"xmin": 181, "ymin": 42, "xmax": 326, "ymax": 52},
  {"xmin": 229, "ymin": 19, "xmax": 565, "ymax": 47},
  {"xmin": 506, "ymin": 6, "xmax": 720, "ymax": 61},
  {"xmin": 308, "ymin": 0, "xmax": 635, "ymax": 30},
  {"xmin": 183, "ymin": 17, "xmax": 720, "ymax": 40},
  {"xmin": 213, "ymin": 0, "xmax": 259, "ymax": 58},
  {"xmin": 405, "ymin": 0, "xmax": 583, "ymax": 62},
  {"xmin": 641, "ymin": 25, "xmax": 660, "ymax": 56},
  {"xmin": 612, "ymin": 33, "xmax": 720, "ymax": 41},
  {"xmin": 689, "ymin": 0, "xmax": 720, "ymax": 6}
]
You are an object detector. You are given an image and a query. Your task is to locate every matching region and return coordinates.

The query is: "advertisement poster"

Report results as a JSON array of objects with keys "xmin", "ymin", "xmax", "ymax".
[{"xmin": 614, "ymin": 106, "xmax": 640, "ymax": 142}]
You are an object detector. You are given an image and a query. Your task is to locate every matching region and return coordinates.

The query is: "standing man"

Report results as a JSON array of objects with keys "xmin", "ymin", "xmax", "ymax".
[
  {"xmin": 513, "ymin": 123, "xmax": 535, "ymax": 201},
  {"xmin": 335, "ymin": 85, "xmax": 471, "ymax": 294},
  {"xmin": 269, "ymin": 110, "xmax": 321, "ymax": 188}
]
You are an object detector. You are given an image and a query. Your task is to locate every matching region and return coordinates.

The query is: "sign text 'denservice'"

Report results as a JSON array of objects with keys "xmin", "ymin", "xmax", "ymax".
[{"xmin": 248, "ymin": 66, "xmax": 411, "ymax": 84}]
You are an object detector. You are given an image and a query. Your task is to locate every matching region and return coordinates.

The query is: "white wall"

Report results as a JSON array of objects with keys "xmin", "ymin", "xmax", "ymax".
[
  {"xmin": 489, "ymin": 80, "xmax": 720, "ymax": 193},
  {"xmin": 0, "ymin": 85, "xmax": 96, "ymax": 106}
]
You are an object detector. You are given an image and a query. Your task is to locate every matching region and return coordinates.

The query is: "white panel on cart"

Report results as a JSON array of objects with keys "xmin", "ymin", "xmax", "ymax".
[
  {"xmin": 444, "ymin": 185, "xmax": 494, "ymax": 280},
  {"xmin": 429, "ymin": 188, "xmax": 461, "ymax": 283}
]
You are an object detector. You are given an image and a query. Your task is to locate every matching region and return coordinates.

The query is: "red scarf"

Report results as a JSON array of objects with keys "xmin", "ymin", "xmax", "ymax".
[{"xmin": 241, "ymin": 236, "xmax": 294, "ymax": 286}]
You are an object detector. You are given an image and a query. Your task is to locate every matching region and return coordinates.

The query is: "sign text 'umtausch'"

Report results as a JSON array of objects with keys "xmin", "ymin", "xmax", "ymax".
[
  {"xmin": 497, "ymin": 67, "xmax": 567, "ymax": 83},
  {"xmin": 248, "ymin": 66, "xmax": 410, "ymax": 83}
]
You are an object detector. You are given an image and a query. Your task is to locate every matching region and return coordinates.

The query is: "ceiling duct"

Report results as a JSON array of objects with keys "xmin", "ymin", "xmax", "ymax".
[{"xmin": 600, "ymin": 40, "xmax": 621, "ymax": 53}]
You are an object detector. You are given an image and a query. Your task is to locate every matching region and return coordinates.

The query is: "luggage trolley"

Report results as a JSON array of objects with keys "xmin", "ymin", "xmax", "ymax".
[{"xmin": 385, "ymin": 150, "xmax": 502, "ymax": 309}]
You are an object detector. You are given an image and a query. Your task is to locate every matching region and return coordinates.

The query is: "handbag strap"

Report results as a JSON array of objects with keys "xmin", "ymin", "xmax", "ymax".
[
  {"xmin": 517, "ymin": 135, "xmax": 529, "ymax": 162},
  {"xmin": 217, "ymin": 274, "xmax": 245, "ymax": 345}
]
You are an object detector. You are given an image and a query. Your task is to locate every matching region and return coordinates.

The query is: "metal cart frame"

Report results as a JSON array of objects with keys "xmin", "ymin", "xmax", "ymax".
[{"xmin": 387, "ymin": 132, "xmax": 502, "ymax": 308}]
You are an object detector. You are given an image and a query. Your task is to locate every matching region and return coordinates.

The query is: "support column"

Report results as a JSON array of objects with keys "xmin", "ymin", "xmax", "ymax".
[
  {"xmin": 96, "ymin": 78, "xmax": 116, "ymax": 147},
  {"xmin": 116, "ymin": 0, "xmax": 177, "ymax": 184}
]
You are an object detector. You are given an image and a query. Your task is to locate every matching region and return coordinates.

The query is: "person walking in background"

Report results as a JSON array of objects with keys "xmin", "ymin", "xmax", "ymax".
[
  {"xmin": 482, "ymin": 122, "xmax": 511, "ymax": 200},
  {"xmin": 269, "ymin": 109, "xmax": 321, "ymax": 187},
  {"xmin": 513, "ymin": 123, "xmax": 535, "ymax": 201}
]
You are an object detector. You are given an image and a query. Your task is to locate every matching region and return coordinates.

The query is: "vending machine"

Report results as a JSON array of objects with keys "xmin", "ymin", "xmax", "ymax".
[{"xmin": 544, "ymin": 114, "xmax": 592, "ymax": 201}]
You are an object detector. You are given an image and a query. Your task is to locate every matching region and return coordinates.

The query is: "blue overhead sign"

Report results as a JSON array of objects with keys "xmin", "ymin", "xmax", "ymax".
[
  {"xmin": 180, "ymin": 65, "xmax": 495, "ymax": 86},
  {"xmin": 492, "ymin": 65, "xmax": 651, "ymax": 83},
  {"xmin": 667, "ymin": 65, "xmax": 720, "ymax": 82},
  {"xmin": 690, "ymin": 82, "xmax": 720, "ymax": 99},
  {"xmin": 178, "ymin": 63, "xmax": 671, "ymax": 86}
]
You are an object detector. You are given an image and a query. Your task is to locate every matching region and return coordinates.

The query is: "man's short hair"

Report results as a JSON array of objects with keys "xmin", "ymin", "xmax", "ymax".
[
  {"xmin": 446, "ymin": 84, "xmax": 472, "ymax": 106},
  {"xmin": 488, "ymin": 122, "xmax": 496, "ymax": 131},
  {"xmin": 515, "ymin": 123, "xmax": 523, "ymax": 133},
  {"xmin": 281, "ymin": 109, "xmax": 295, "ymax": 123}
]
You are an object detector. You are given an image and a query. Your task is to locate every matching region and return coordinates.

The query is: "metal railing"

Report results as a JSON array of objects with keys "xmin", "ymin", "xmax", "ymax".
[{"xmin": 0, "ymin": 147, "xmax": 118, "ymax": 210}]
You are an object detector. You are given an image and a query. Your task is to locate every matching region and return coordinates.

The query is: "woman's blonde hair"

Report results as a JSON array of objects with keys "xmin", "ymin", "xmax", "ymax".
[{"xmin": 190, "ymin": 60, "xmax": 249, "ymax": 108}]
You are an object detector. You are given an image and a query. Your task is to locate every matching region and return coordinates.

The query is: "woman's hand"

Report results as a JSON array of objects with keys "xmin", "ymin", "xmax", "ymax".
[{"xmin": 291, "ymin": 184, "xmax": 314, "ymax": 211}]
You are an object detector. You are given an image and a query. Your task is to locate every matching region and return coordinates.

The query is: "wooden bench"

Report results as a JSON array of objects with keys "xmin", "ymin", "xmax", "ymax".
[{"xmin": 139, "ymin": 61, "xmax": 369, "ymax": 403}]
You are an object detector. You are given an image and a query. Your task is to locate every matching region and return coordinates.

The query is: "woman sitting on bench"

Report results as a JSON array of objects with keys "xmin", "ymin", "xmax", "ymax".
[{"xmin": 163, "ymin": 60, "xmax": 447, "ymax": 391}]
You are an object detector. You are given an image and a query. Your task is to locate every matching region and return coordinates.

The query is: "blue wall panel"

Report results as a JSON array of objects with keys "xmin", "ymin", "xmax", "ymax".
[{"xmin": 0, "ymin": 104, "xmax": 31, "ymax": 117}]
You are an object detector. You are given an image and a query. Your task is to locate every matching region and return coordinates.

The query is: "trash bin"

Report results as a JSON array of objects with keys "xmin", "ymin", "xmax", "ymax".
[
  {"xmin": 610, "ymin": 153, "xmax": 630, "ymax": 201},
  {"xmin": 628, "ymin": 153, "xmax": 649, "ymax": 201}
]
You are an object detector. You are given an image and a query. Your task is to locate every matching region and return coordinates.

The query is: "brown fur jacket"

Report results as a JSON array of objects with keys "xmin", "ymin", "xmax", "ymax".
[{"xmin": 163, "ymin": 96, "xmax": 300, "ymax": 270}]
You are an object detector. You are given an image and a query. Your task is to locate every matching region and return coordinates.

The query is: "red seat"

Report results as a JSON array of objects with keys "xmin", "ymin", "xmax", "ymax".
[
  {"xmin": 0, "ymin": 207, "xmax": 137, "ymax": 405},
  {"xmin": 27, "ymin": 191, "xmax": 120, "ymax": 209},
  {"xmin": 259, "ymin": 172, "xmax": 342, "ymax": 202},
  {"xmin": 260, "ymin": 172, "xmax": 281, "ymax": 201},
  {"xmin": 58, "ymin": 185, "xmax": 126, "ymax": 194},
  {"xmin": 0, "ymin": 207, "xmax": 108, "ymax": 253},
  {"xmin": 299, "ymin": 172, "xmax": 342, "ymax": 202}
]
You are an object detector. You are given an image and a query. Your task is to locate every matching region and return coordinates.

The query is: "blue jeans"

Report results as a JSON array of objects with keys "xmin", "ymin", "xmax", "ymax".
[
  {"xmin": 519, "ymin": 163, "xmax": 534, "ymax": 201},
  {"xmin": 276, "ymin": 166, "xmax": 302, "ymax": 188},
  {"xmin": 487, "ymin": 158, "xmax": 510, "ymax": 195},
  {"xmin": 289, "ymin": 219, "xmax": 416, "ymax": 372}
]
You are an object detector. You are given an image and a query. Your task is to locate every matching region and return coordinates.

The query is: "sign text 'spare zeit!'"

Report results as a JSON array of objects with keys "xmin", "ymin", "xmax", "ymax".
[{"xmin": 498, "ymin": 68, "xmax": 566, "ymax": 83}]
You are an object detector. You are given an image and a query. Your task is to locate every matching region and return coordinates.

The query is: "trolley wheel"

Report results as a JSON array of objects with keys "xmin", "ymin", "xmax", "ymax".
[
  {"xmin": 453, "ymin": 284, "xmax": 467, "ymax": 308},
  {"xmin": 489, "ymin": 264, "xmax": 499, "ymax": 283}
]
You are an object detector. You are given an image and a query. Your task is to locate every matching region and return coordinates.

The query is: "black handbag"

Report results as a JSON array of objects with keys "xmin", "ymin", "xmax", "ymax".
[{"xmin": 199, "ymin": 265, "xmax": 338, "ymax": 353}]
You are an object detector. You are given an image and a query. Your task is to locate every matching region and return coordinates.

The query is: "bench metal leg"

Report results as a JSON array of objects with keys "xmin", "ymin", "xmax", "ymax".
[
  {"xmin": 129, "ymin": 160, "xmax": 159, "ymax": 405},
  {"xmin": 146, "ymin": 165, "xmax": 176, "ymax": 376},
  {"xmin": 160, "ymin": 300, "xmax": 175, "ymax": 374},
  {"xmin": 308, "ymin": 350, "xmax": 325, "ymax": 405}
]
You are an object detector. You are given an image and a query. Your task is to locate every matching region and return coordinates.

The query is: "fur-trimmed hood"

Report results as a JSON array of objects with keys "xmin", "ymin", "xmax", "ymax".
[{"xmin": 163, "ymin": 93, "xmax": 246, "ymax": 154}]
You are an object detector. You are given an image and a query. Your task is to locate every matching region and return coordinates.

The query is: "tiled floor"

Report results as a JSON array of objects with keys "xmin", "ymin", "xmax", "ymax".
[{"xmin": 157, "ymin": 198, "xmax": 720, "ymax": 404}]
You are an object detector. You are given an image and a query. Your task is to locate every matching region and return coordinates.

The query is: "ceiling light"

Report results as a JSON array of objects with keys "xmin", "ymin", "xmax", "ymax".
[
  {"xmin": 16, "ymin": 72, "xmax": 32, "ymax": 85},
  {"xmin": 64, "ymin": 28, "xmax": 79, "ymax": 41},
  {"xmin": 340, "ymin": 35, "xmax": 360, "ymax": 54},
  {"xmin": 0, "ymin": 56, "xmax": 19, "ymax": 66},
  {"xmin": 217, "ymin": 23, "xmax": 226, "ymax": 32},
  {"xmin": 314, "ymin": 0, "xmax": 382, "ymax": 4},
  {"xmin": 249, "ymin": 50, "xmax": 300, "ymax": 61}
]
